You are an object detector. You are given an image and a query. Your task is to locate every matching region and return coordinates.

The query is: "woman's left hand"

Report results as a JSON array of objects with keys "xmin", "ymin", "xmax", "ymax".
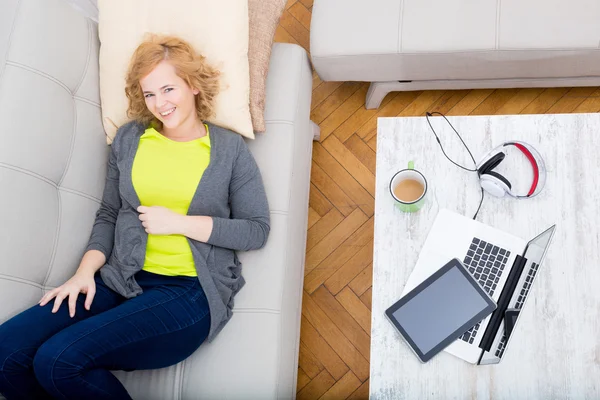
[{"xmin": 137, "ymin": 205, "xmax": 184, "ymax": 235}]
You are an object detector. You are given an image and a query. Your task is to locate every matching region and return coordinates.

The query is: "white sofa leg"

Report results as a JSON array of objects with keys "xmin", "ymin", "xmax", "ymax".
[
  {"xmin": 366, "ymin": 81, "xmax": 400, "ymax": 109},
  {"xmin": 311, "ymin": 121, "xmax": 320, "ymax": 141}
]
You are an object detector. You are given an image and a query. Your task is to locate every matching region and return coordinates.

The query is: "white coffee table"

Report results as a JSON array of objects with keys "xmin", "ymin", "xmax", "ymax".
[{"xmin": 371, "ymin": 114, "xmax": 600, "ymax": 399}]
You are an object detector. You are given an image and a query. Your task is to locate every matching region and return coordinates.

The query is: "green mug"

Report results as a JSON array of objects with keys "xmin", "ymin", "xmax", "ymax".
[{"xmin": 389, "ymin": 161, "xmax": 428, "ymax": 212}]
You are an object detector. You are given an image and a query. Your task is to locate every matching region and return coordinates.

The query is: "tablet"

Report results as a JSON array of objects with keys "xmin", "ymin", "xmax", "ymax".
[{"xmin": 385, "ymin": 258, "xmax": 496, "ymax": 363}]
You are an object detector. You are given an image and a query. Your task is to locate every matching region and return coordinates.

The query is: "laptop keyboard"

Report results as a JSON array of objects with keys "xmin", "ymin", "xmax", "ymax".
[
  {"xmin": 495, "ymin": 335, "xmax": 508, "ymax": 358},
  {"xmin": 459, "ymin": 237, "xmax": 511, "ymax": 344},
  {"xmin": 494, "ymin": 261, "xmax": 540, "ymax": 358},
  {"xmin": 515, "ymin": 262, "xmax": 539, "ymax": 309}
]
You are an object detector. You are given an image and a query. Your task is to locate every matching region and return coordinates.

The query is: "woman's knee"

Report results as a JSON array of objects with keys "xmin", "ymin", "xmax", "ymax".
[
  {"xmin": 33, "ymin": 338, "xmax": 84, "ymax": 393},
  {"xmin": 0, "ymin": 339, "xmax": 36, "ymax": 376}
]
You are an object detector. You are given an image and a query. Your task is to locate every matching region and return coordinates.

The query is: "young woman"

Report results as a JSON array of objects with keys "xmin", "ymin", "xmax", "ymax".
[{"xmin": 0, "ymin": 35, "xmax": 269, "ymax": 400}]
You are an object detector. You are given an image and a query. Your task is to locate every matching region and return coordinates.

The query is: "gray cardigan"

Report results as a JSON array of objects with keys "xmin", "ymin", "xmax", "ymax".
[{"xmin": 85, "ymin": 120, "xmax": 270, "ymax": 341}]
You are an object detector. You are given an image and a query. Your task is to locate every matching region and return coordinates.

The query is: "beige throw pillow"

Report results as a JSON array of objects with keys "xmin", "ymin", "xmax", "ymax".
[
  {"xmin": 248, "ymin": 0, "xmax": 286, "ymax": 133},
  {"xmin": 98, "ymin": 0, "xmax": 253, "ymax": 143}
]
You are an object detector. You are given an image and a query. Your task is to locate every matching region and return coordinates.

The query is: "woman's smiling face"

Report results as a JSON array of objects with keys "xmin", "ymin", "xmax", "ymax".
[{"xmin": 140, "ymin": 60, "xmax": 199, "ymax": 131}]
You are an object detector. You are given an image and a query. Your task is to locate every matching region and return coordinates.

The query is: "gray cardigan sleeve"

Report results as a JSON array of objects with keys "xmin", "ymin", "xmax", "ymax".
[
  {"xmin": 207, "ymin": 137, "xmax": 270, "ymax": 251},
  {"xmin": 85, "ymin": 134, "xmax": 121, "ymax": 260}
]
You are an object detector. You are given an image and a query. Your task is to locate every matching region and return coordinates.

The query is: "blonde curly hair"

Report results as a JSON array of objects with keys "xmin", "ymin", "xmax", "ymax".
[{"xmin": 125, "ymin": 35, "xmax": 220, "ymax": 128}]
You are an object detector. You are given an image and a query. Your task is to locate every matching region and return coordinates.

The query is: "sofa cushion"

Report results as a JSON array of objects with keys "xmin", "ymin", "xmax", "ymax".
[
  {"xmin": 97, "ymin": 0, "xmax": 253, "ymax": 142},
  {"xmin": 0, "ymin": 0, "xmax": 106, "ymax": 318},
  {"xmin": 310, "ymin": 0, "xmax": 600, "ymax": 82}
]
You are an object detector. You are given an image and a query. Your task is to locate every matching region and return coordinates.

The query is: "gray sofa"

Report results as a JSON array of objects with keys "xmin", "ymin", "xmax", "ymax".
[
  {"xmin": 0, "ymin": 0, "xmax": 314, "ymax": 398},
  {"xmin": 310, "ymin": 0, "xmax": 600, "ymax": 109}
]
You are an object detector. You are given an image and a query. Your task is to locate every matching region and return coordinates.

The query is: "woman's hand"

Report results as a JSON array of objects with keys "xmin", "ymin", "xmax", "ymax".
[
  {"xmin": 39, "ymin": 271, "xmax": 96, "ymax": 318},
  {"xmin": 137, "ymin": 205, "xmax": 184, "ymax": 235}
]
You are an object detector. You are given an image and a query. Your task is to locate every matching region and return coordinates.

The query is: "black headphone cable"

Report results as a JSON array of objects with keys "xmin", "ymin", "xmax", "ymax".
[{"xmin": 425, "ymin": 111, "xmax": 485, "ymax": 220}]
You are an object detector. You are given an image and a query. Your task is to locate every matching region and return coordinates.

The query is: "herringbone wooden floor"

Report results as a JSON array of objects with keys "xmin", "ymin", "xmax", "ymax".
[{"xmin": 276, "ymin": 1, "xmax": 600, "ymax": 399}]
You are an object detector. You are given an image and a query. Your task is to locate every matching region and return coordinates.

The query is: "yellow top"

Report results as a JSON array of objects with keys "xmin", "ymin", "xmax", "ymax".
[{"xmin": 131, "ymin": 125, "xmax": 211, "ymax": 277}]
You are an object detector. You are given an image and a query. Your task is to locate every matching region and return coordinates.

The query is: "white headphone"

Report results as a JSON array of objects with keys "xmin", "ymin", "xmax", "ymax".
[{"xmin": 476, "ymin": 141, "xmax": 546, "ymax": 198}]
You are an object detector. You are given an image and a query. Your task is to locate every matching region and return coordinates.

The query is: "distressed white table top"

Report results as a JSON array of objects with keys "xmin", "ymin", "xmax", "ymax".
[{"xmin": 371, "ymin": 114, "xmax": 600, "ymax": 400}]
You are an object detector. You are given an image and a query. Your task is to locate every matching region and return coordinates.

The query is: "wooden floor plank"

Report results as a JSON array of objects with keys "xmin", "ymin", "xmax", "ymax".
[
  {"xmin": 446, "ymin": 89, "xmax": 494, "ymax": 115},
  {"xmin": 289, "ymin": 1, "xmax": 311, "ymax": 30},
  {"xmin": 367, "ymin": 135, "xmax": 377, "ymax": 152},
  {"xmin": 311, "ymin": 162, "xmax": 357, "ymax": 216},
  {"xmin": 299, "ymin": 0, "xmax": 314, "ymax": 8},
  {"xmin": 398, "ymin": 90, "xmax": 447, "ymax": 117},
  {"xmin": 312, "ymin": 286, "xmax": 371, "ymax": 360},
  {"xmin": 300, "ymin": 316, "xmax": 349, "ymax": 380},
  {"xmin": 279, "ymin": 9, "xmax": 310, "ymax": 50},
  {"xmin": 299, "ymin": 341, "xmax": 325, "ymax": 378},
  {"xmin": 305, "ymin": 218, "xmax": 374, "ymax": 293},
  {"xmin": 336, "ymin": 287, "xmax": 372, "ymax": 335},
  {"xmin": 348, "ymin": 263, "xmax": 373, "ymax": 296},
  {"xmin": 546, "ymin": 86, "xmax": 599, "ymax": 114},
  {"xmin": 344, "ymin": 134, "xmax": 376, "ymax": 174},
  {"xmin": 322, "ymin": 135, "xmax": 375, "ymax": 196},
  {"xmin": 312, "ymin": 69, "xmax": 322, "ymax": 90},
  {"xmin": 347, "ymin": 379, "xmax": 370, "ymax": 400},
  {"xmin": 309, "ymin": 183, "xmax": 334, "ymax": 217},
  {"xmin": 360, "ymin": 287, "xmax": 372, "ymax": 311},
  {"xmin": 520, "ymin": 87, "xmax": 570, "ymax": 114},
  {"xmin": 297, "ymin": 367, "xmax": 311, "ymax": 393},
  {"xmin": 572, "ymin": 87, "xmax": 600, "ymax": 113},
  {"xmin": 313, "ymin": 143, "xmax": 375, "ymax": 217},
  {"xmin": 297, "ymin": 370, "xmax": 336, "ymax": 400},
  {"xmin": 470, "ymin": 88, "xmax": 521, "ymax": 115},
  {"xmin": 320, "ymin": 84, "xmax": 370, "ymax": 141},
  {"xmin": 273, "ymin": 25, "xmax": 300, "ymax": 46},
  {"xmin": 494, "ymin": 88, "xmax": 545, "ymax": 115},
  {"xmin": 363, "ymin": 90, "xmax": 446, "ymax": 142},
  {"xmin": 305, "ymin": 247, "xmax": 361, "ymax": 294},
  {"xmin": 312, "ymin": 82, "xmax": 364, "ymax": 124},
  {"xmin": 428, "ymin": 90, "xmax": 471, "ymax": 114},
  {"xmin": 307, "ymin": 207, "xmax": 321, "ymax": 230},
  {"xmin": 305, "ymin": 208, "xmax": 368, "ymax": 273},
  {"xmin": 319, "ymin": 371, "xmax": 362, "ymax": 400},
  {"xmin": 285, "ymin": 0, "xmax": 297, "ymax": 10},
  {"xmin": 333, "ymin": 93, "xmax": 399, "ymax": 143},
  {"xmin": 307, "ymin": 208, "xmax": 344, "ymax": 251},
  {"xmin": 325, "ymin": 239, "xmax": 374, "ymax": 295},
  {"xmin": 312, "ymin": 82, "xmax": 344, "ymax": 111},
  {"xmin": 303, "ymin": 294, "xmax": 371, "ymax": 381}
]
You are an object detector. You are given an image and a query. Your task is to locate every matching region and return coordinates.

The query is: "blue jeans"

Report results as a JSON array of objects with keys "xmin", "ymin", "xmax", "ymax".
[{"xmin": 0, "ymin": 270, "xmax": 211, "ymax": 400}]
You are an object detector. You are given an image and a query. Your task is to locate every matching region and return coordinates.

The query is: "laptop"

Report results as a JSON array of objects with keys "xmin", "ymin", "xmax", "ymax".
[{"xmin": 402, "ymin": 209, "xmax": 556, "ymax": 364}]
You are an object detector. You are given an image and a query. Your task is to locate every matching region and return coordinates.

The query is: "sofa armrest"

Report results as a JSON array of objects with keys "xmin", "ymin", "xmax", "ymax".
[
  {"xmin": 264, "ymin": 43, "xmax": 313, "ymax": 128},
  {"xmin": 260, "ymin": 42, "xmax": 314, "ymax": 399}
]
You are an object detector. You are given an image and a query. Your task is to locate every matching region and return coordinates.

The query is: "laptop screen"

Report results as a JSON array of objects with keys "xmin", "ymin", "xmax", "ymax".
[
  {"xmin": 391, "ymin": 265, "xmax": 490, "ymax": 354},
  {"xmin": 524, "ymin": 226, "xmax": 554, "ymax": 265}
]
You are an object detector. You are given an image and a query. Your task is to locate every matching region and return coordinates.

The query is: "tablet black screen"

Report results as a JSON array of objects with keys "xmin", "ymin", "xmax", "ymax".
[{"xmin": 386, "ymin": 259, "xmax": 496, "ymax": 362}]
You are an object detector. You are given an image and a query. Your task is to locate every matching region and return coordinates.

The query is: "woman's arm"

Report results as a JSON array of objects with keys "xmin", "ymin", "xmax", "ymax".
[
  {"xmin": 179, "ymin": 215, "xmax": 213, "ymax": 243},
  {"xmin": 181, "ymin": 136, "xmax": 270, "ymax": 251},
  {"xmin": 76, "ymin": 249, "xmax": 107, "ymax": 276},
  {"xmin": 85, "ymin": 134, "xmax": 121, "ymax": 260}
]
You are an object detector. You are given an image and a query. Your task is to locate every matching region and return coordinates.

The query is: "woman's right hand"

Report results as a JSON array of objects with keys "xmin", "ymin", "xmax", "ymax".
[{"xmin": 39, "ymin": 271, "xmax": 96, "ymax": 318}]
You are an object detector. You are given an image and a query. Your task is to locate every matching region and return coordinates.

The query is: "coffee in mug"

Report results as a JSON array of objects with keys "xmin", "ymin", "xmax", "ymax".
[
  {"xmin": 389, "ymin": 161, "xmax": 428, "ymax": 213},
  {"xmin": 393, "ymin": 179, "xmax": 425, "ymax": 203}
]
